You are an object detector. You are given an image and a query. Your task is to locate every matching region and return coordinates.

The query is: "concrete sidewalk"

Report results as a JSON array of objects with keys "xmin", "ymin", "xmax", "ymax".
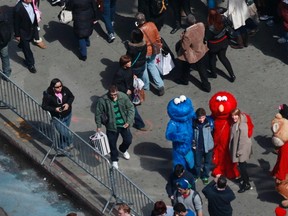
[{"xmin": 1, "ymin": 0, "xmax": 288, "ymax": 215}]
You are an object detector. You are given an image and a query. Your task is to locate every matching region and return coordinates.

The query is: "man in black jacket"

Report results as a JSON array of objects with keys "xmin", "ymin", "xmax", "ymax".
[
  {"xmin": 14, "ymin": 0, "xmax": 38, "ymax": 73},
  {"xmin": 202, "ymin": 175, "xmax": 236, "ymax": 216}
]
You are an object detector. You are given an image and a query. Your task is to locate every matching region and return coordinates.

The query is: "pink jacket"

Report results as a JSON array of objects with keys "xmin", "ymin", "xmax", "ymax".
[{"xmin": 177, "ymin": 22, "xmax": 208, "ymax": 64}]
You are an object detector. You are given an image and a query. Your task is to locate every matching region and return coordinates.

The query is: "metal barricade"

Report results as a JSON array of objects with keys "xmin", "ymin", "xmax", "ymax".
[{"xmin": 0, "ymin": 72, "xmax": 155, "ymax": 216}]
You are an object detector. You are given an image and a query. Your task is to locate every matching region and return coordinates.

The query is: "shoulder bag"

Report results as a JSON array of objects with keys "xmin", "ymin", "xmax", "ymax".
[
  {"xmin": 141, "ymin": 29, "xmax": 161, "ymax": 55},
  {"xmin": 58, "ymin": 6, "xmax": 73, "ymax": 24}
]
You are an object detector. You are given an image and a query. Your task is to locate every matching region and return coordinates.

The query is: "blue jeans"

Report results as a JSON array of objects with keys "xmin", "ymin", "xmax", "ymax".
[
  {"xmin": 193, "ymin": 150, "xmax": 213, "ymax": 179},
  {"xmin": 78, "ymin": 37, "xmax": 90, "ymax": 57},
  {"xmin": 53, "ymin": 112, "xmax": 73, "ymax": 149},
  {"xmin": 106, "ymin": 127, "xmax": 132, "ymax": 162},
  {"xmin": 102, "ymin": 0, "xmax": 117, "ymax": 34},
  {"xmin": 133, "ymin": 106, "xmax": 145, "ymax": 129},
  {"xmin": 146, "ymin": 55, "xmax": 164, "ymax": 89},
  {"xmin": 0, "ymin": 45, "xmax": 11, "ymax": 77}
]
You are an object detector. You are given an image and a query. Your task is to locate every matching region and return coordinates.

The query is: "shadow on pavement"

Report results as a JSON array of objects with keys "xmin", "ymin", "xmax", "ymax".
[{"xmin": 134, "ymin": 142, "xmax": 172, "ymax": 181}]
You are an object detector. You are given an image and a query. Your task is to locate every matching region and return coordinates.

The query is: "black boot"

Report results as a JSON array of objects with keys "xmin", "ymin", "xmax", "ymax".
[
  {"xmin": 238, "ymin": 182, "xmax": 252, "ymax": 193},
  {"xmin": 230, "ymin": 35, "xmax": 244, "ymax": 49}
]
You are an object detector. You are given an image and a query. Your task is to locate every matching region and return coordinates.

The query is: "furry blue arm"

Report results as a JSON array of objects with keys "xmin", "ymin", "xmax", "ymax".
[{"xmin": 166, "ymin": 121, "xmax": 189, "ymax": 142}]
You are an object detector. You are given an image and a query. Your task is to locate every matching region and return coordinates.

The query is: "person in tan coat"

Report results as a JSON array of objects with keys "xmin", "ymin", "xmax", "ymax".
[
  {"xmin": 229, "ymin": 108, "xmax": 253, "ymax": 193},
  {"xmin": 175, "ymin": 14, "xmax": 211, "ymax": 92}
]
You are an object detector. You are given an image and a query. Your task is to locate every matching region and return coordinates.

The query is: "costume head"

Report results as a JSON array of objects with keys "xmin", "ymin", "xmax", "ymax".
[
  {"xmin": 167, "ymin": 95, "xmax": 194, "ymax": 122},
  {"xmin": 209, "ymin": 91, "xmax": 237, "ymax": 119},
  {"xmin": 271, "ymin": 113, "xmax": 288, "ymax": 147}
]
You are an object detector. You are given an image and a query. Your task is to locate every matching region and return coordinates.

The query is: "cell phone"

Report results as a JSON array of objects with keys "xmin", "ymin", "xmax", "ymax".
[{"xmin": 59, "ymin": 105, "xmax": 64, "ymax": 112}]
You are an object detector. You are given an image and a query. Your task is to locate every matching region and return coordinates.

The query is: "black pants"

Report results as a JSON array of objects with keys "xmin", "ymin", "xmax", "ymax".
[
  {"xmin": 170, "ymin": 0, "xmax": 191, "ymax": 27},
  {"xmin": 208, "ymin": 39, "xmax": 234, "ymax": 76},
  {"xmin": 20, "ymin": 39, "xmax": 35, "ymax": 67},
  {"xmin": 177, "ymin": 53, "xmax": 210, "ymax": 87},
  {"xmin": 239, "ymin": 161, "xmax": 250, "ymax": 185}
]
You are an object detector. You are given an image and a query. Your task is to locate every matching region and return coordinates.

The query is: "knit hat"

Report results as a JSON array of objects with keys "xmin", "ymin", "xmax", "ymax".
[
  {"xmin": 275, "ymin": 206, "xmax": 287, "ymax": 216},
  {"xmin": 176, "ymin": 178, "xmax": 190, "ymax": 190},
  {"xmin": 135, "ymin": 12, "xmax": 146, "ymax": 25}
]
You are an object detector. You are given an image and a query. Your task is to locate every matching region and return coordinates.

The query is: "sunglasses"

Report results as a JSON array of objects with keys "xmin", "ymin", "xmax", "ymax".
[{"xmin": 54, "ymin": 85, "xmax": 62, "ymax": 89}]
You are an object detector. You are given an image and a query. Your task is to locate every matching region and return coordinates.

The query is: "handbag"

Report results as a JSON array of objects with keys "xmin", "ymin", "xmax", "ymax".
[
  {"xmin": 141, "ymin": 29, "xmax": 161, "ymax": 55},
  {"xmin": 133, "ymin": 78, "xmax": 145, "ymax": 105},
  {"xmin": 58, "ymin": 7, "xmax": 73, "ymax": 24},
  {"xmin": 89, "ymin": 131, "xmax": 110, "ymax": 156},
  {"xmin": 155, "ymin": 49, "xmax": 175, "ymax": 76}
]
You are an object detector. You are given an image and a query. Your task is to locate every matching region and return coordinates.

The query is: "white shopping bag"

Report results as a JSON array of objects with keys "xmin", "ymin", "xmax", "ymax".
[
  {"xmin": 155, "ymin": 50, "xmax": 175, "ymax": 76},
  {"xmin": 89, "ymin": 131, "xmax": 110, "ymax": 156}
]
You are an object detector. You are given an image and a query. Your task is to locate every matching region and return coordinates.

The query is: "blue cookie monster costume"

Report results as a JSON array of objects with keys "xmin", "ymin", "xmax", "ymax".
[{"xmin": 165, "ymin": 95, "xmax": 195, "ymax": 170}]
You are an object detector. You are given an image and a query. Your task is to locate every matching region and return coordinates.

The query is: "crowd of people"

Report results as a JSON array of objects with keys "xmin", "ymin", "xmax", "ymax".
[{"xmin": 1, "ymin": 0, "xmax": 288, "ymax": 215}]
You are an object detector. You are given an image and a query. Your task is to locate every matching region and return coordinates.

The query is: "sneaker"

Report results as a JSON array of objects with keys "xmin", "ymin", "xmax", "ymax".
[
  {"xmin": 278, "ymin": 37, "xmax": 287, "ymax": 44},
  {"xmin": 138, "ymin": 127, "xmax": 149, "ymax": 131},
  {"xmin": 202, "ymin": 178, "xmax": 209, "ymax": 185},
  {"xmin": 65, "ymin": 144, "xmax": 74, "ymax": 151},
  {"xmin": 266, "ymin": 19, "xmax": 274, "ymax": 27},
  {"xmin": 112, "ymin": 161, "xmax": 119, "ymax": 169},
  {"xmin": 259, "ymin": 15, "xmax": 272, "ymax": 21},
  {"xmin": 120, "ymin": 151, "xmax": 130, "ymax": 160},
  {"xmin": 28, "ymin": 65, "xmax": 37, "ymax": 73},
  {"xmin": 51, "ymin": 0, "xmax": 61, "ymax": 5},
  {"xmin": 107, "ymin": 33, "xmax": 115, "ymax": 43},
  {"xmin": 158, "ymin": 86, "xmax": 165, "ymax": 96}
]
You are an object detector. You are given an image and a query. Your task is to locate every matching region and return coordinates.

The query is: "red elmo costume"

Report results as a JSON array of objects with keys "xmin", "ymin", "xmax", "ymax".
[{"xmin": 209, "ymin": 91, "xmax": 240, "ymax": 179}]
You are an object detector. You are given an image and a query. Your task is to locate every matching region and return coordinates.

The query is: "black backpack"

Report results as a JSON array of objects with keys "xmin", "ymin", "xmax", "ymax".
[
  {"xmin": 150, "ymin": 0, "xmax": 168, "ymax": 16},
  {"xmin": 0, "ymin": 20, "xmax": 11, "ymax": 49}
]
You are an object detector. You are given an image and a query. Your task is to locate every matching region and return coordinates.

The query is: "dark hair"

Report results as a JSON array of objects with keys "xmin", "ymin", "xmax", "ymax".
[
  {"xmin": 174, "ymin": 164, "xmax": 185, "ymax": 177},
  {"xmin": 47, "ymin": 78, "xmax": 62, "ymax": 94},
  {"xmin": 119, "ymin": 55, "xmax": 132, "ymax": 67},
  {"xmin": 217, "ymin": 175, "xmax": 227, "ymax": 189},
  {"xmin": 108, "ymin": 85, "xmax": 118, "ymax": 93},
  {"xmin": 118, "ymin": 203, "xmax": 131, "ymax": 214},
  {"xmin": 66, "ymin": 213, "xmax": 77, "ymax": 216},
  {"xmin": 131, "ymin": 28, "xmax": 144, "ymax": 43},
  {"xmin": 196, "ymin": 108, "xmax": 206, "ymax": 118},
  {"xmin": 207, "ymin": 9, "xmax": 224, "ymax": 31},
  {"xmin": 173, "ymin": 202, "xmax": 186, "ymax": 213},
  {"xmin": 152, "ymin": 201, "xmax": 167, "ymax": 215}
]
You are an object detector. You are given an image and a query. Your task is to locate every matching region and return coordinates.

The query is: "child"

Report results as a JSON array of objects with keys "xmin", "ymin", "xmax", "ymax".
[{"xmin": 192, "ymin": 108, "xmax": 214, "ymax": 184}]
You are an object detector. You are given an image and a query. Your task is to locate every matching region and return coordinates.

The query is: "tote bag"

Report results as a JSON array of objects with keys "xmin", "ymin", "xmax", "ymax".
[
  {"xmin": 155, "ymin": 49, "xmax": 175, "ymax": 76},
  {"xmin": 89, "ymin": 131, "xmax": 110, "ymax": 156}
]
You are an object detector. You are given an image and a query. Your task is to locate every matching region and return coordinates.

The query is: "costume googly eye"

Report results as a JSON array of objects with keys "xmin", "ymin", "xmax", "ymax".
[
  {"xmin": 216, "ymin": 96, "xmax": 222, "ymax": 101},
  {"xmin": 179, "ymin": 95, "xmax": 186, "ymax": 102},
  {"xmin": 222, "ymin": 96, "xmax": 228, "ymax": 101},
  {"xmin": 174, "ymin": 98, "xmax": 181, "ymax": 105}
]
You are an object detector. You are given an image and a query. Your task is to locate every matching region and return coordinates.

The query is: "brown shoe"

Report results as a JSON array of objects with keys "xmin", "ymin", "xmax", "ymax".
[
  {"xmin": 138, "ymin": 127, "xmax": 149, "ymax": 131},
  {"xmin": 36, "ymin": 41, "xmax": 47, "ymax": 49}
]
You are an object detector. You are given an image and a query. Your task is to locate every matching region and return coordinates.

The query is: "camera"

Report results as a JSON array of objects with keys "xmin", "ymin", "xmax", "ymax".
[{"xmin": 59, "ymin": 106, "xmax": 64, "ymax": 112}]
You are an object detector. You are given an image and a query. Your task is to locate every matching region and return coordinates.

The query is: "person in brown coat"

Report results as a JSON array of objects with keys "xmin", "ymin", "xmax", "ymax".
[
  {"xmin": 175, "ymin": 14, "xmax": 211, "ymax": 92},
  {"xmin": 229, "ymin": 108, "xmax": 253, "ymax": 193}
]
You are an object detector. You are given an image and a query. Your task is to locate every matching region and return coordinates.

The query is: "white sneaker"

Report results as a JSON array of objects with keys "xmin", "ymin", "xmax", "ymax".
[
  {"xmin": 278, "ymin": 37, "xmax": 287, "ymax": 44},
  {"xmin": 112, "ymin": 161, "xmax": 119, "ymax": 169},
  {"xmin": 121, "ymin": 151, "xmax": 130, "ymax": 160}
]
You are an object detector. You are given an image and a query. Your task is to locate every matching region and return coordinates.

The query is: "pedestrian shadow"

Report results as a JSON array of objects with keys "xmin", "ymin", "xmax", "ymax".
[
  {"xmin": 254, "ymin": 135, "xmax": 275, "ymax": 155},
  {"xmin": 99, "ymin": 58, "xmax": 118, "ymax": 89},
  {"xmin": 134, "ymin": 142, "xmax": 172, "ymax": 181},
  {"xmin": 249, "ymin": 22, "xmax": 288, "ymax": 64},
  {"xmin": 42, "ymin": 21, "xmax": 79, "ymax": 58},
  {"xmin": 247, "ymin": 159, "xmax": 283, "ymax": 204}
]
